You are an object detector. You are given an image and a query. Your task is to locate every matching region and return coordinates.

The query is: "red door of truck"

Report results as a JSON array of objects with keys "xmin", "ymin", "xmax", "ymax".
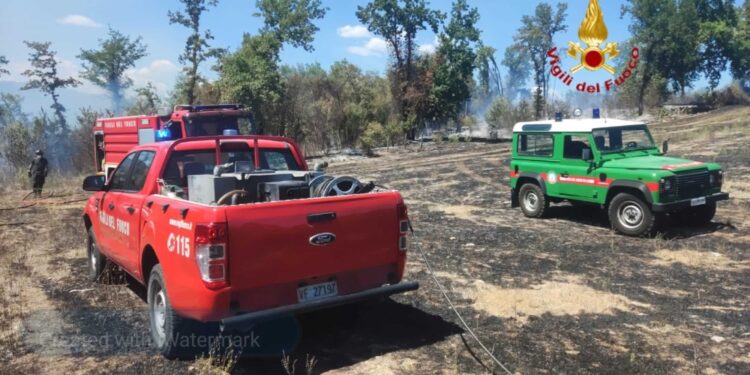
[
  {"xmin": 102, "ymin": 151, "xmax": 156, "ymax": 273},
  {"xmin": 98, "ymin": 152, "xmax": 138, "ymax": 264},
  {"xmin": 118, "ymin": 151, "xmax": 156, "ymax": 273}
]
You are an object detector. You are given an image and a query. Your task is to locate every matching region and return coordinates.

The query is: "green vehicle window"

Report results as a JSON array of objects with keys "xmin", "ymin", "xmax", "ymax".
[
  {"xmin": 592, "ymin": 126, "xmax": 655, "ymax": 153},
  {"xmin": 563, "ymin": 135, "xmax": 591, "ymax": 159},
  {"xmin": 517, "ymin": 134, "xmax": 554, "ymax": 157}
]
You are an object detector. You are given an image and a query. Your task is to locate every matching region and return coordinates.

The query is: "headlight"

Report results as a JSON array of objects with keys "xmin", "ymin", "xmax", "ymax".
[
  {"xmin": 711, "ymin": 170, "xmax": 723, "ymax": 187},
  {"xmin": 660, "ymin": 177, "xmax": 674, "ymax": 192}
]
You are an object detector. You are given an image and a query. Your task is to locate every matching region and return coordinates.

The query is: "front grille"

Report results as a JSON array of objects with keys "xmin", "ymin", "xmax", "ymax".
[{"xmin": 675, "ymin": 170, "xmax": 710, "ymax": 199}]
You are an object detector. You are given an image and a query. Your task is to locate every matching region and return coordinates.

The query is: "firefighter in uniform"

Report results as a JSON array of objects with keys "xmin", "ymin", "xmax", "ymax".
[{"xmin": 28, "ymin": 150, "xmax": 49, "ymax": 198}]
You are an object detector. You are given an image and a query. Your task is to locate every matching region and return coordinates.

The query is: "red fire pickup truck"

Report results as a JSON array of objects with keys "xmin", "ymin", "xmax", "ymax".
[{"xmin": 81, "ymin": 135, "xmax": 417, "ymax": 358}]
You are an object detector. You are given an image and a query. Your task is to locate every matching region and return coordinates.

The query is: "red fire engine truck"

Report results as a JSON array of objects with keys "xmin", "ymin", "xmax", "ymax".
[{"xmin": 93, "ymin": 104, "xmax": 252, "ymax": 178}]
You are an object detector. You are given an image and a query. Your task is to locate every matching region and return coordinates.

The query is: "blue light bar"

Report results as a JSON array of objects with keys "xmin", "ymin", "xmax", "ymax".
[
  {"xmin": 554, "ymin": 112, "xmax": 563, "ymax": 122},
  {"xmin": 223, "ymin": 128, "xmax": 239, "ymax": 136},
  {"xmin": 155, "ymin": 129, "xmax": 171, "ymax": 141},
  {"xmin": 593, "ymin": 108, "xmax": 601, "ymax": 119}
]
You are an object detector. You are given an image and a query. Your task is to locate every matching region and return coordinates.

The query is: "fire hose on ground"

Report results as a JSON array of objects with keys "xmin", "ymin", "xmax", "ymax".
[{"xmin": 408, "ymin": 221, "xmax": 514, "ymax": 375}]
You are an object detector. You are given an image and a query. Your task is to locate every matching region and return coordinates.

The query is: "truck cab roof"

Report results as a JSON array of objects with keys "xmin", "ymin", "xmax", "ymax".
[
  {"xmin": 133, "ymin": 135, "xmax": 297, "ymax": 152},
  {"xmin": 512, "ymin": 119, "xmax": 645, "ymax": 133}
]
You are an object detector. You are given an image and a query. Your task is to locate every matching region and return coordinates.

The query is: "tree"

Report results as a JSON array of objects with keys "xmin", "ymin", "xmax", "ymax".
[
  {"xmin": 219, "ymin": 33, "xmax": 283, "ymax": 134},
  {"xmin": 128, "ymin": 83, "xmax": 163, "ymax": 115},
  {"xmin": 623, "ymin": 0, "xmax": 678, "ymax": 114},
  {"xmin": 732, "ymin": 0, "xmax": 750, "ymax": 91},
  {"xmin": 485, "ymin": 97, "xmax": 512, "ymax": 136},
  {"xmin": 169, "ymin": 0, "xmax": 224, "ymax": 105},
  {"xmin": 78, "ymin": 28, "xmax": 148, "ymax": 114},
  {"xmin": 1, "ymin": 112, "xmax": 46, "ymax": 174},
  {"xmin": 21, "ymin": 41, "xmax": 80, "ymax": 130},
  {"xmin": 696, "ymin": 1, "xmax": 738, "ymax": 90},
  {"xmin": 0, "ymin": 56, "xmax": 8, "ymax": 77},
  {"xmin": 502, "ymin": 45, "xmax": 532, "ymax": 101},
  {"xmin": 475, "ymin": 44, "xmax": 502, "ymax": 98},
  {"xmin": 512, "ymin": 2, "xmax": 567, "ymax": 119},
  {"xmin": 356, "ymin": 0, "xmax": 445, "ymax": 129},
  {"xmin": 429, "ymin": 0, "xmax": 481, "ymax": 122},
  {"xmin": 0, "ymin": 93, "xmax": 28, "ymax": 129},
  {"xmin": 255, "ymin": 0, "xmax": 328, "ymax": 52},
  {"xmin": 70, "ymin": 107, "xmax": 104, "ymax": 173},
  {"xmin": 218, "ymin": 0, "xmax": 327, "ymax": 134}
]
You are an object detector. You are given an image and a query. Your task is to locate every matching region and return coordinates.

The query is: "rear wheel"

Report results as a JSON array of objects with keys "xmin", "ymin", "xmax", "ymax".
[
  {"xmin": 608, "ymin": 193, "xmax": 655, "ymax": 237},
  {"xmin": 518, "ymin": 183, "xmax": 548, "ymax": 218},
  {"xmin": 148, "ymin": 265, "xmax": 214, "ymax": 358}
]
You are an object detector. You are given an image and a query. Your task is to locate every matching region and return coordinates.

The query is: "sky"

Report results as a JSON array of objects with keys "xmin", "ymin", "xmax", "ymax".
[{"xmin": 0, "ymin": 0, "xmax": 738, "ymax": 122}]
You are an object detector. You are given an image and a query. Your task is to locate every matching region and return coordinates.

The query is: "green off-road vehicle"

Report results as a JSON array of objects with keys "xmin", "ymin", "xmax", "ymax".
[{"xmin": 509, "ymin": 116, "xmax": 729, "ymax": 236}]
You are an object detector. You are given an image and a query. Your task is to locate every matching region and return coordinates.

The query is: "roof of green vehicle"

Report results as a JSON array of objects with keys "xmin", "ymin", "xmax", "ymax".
[{"xmin": 512, "ymin": 118, "xmax": 645, "ymax": 133}]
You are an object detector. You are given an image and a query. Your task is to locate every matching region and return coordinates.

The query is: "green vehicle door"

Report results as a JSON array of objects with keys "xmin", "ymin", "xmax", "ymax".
[{"xmin": 554, "ymin": 133, "xmax": 599, "ymax": 200}]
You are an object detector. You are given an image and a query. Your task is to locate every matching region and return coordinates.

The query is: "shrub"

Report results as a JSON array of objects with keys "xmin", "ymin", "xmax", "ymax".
[{"xmin": 359, "ymin": 121, "xmax": 386, "ymax": 155}]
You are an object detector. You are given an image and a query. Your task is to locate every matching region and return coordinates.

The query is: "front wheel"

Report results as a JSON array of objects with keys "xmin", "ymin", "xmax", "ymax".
[
  {"xmin": 518, "ymin": 183, "xmax": 549, "ymax": 218},
  {"xmin": 608, "ymin": 193, "xmax": 655, "ymax": 237},
  {"xmin": 87, "ymin": 228, "xmax": 107, "ymax": 282}
]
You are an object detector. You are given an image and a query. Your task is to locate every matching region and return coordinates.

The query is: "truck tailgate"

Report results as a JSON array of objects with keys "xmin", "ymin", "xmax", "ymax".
[{"xmin": 223, "ymin": 192, "xmax": 403, "ymax": 300}]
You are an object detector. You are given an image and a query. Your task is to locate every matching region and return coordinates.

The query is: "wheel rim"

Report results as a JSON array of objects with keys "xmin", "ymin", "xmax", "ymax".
[
  {"xmin": 523, "ymin": 191, "xmax": 539, "ymax": 212},
  {"xmin": 618, "ymin": 202, "xmax": 644, "ymax": 229},
  {"xmin": 152, "ymin": 288, "xmax": 167, "ymax": 344}
]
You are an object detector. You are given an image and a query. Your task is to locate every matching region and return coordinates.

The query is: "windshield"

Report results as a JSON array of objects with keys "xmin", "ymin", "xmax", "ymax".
[
  {"xmin": 184, "ymin": 116, "xmax": 253, "ymax": 137},
  {"xmin": 592, "ymin": 125, "xmax": 656, "ymax": 154}
]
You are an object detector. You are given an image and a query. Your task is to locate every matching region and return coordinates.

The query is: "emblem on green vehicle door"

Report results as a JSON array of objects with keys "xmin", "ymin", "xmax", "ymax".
[{"xmin": 547, "ymin": 171, "xmax": 558, "ymax": 184}]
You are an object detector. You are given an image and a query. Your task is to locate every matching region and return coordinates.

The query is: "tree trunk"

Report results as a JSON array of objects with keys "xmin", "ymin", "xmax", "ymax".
[{"xmin": 637, "ymin": 72, "xmax": 651, "ymax": 116}]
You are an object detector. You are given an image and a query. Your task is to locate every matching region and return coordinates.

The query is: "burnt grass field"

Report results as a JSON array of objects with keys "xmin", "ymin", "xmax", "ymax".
[{"xmin": 1, "ymin": 106, "xmax": 749, "ymax": 374}]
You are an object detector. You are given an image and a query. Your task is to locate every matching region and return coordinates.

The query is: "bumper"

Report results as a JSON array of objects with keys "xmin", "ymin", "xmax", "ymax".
[
  {"xmin": 652, "ymin": 192, "xmax": 729, "ymax": 212},
  {"xmin": 220, "ymin": 281, "xmax": 419, "ymax": 331}
]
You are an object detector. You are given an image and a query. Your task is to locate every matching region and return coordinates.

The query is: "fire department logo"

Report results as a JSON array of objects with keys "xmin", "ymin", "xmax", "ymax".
[
  {"xmin": 567, "ymin": 0, "xmax": 619, "ymax": 74},
  {"xmin": 547, "ymin": 0, "xmax": 639, "ymax": 94}
]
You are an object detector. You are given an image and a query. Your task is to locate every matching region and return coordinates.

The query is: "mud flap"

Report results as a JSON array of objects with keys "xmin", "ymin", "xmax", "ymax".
[{"xmin": 511, "ymin": 188, "xmax": 519, "ymax": 208}]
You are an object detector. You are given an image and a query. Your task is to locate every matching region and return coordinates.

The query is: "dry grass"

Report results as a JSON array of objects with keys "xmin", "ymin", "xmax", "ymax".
[
  {"xmin": 192, "ymin": 341, "xmax": 240, "ymax": 375},
  {"xmin": 1, "ymin": 107, "xmax": 749, "ymax": 374}
]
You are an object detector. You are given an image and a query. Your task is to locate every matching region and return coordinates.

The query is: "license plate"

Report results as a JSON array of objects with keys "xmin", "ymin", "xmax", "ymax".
[
  {"xmin": 297, "ymin": 281, "xmax": 338, "ymax": 303},
  {"xmin": 690, "ymin": 197, "xmax": 707, "ymax": 207}
]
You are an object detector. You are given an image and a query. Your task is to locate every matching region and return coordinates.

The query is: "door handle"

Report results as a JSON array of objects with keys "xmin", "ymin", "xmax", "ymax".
[
  {"xmin": 561, "ymin": 173, "xmax": 570, "ymax": 177},
  {"xmin": 308, "ymin": 212, "xmax": 336, "ymax": 224},
  {"xmin": 108, "ymin": 203, "xmax": 115, "ymax": 210},
  {"xmin": 126, "ymin": 206, "xmax": 135, "ymax": 215}
]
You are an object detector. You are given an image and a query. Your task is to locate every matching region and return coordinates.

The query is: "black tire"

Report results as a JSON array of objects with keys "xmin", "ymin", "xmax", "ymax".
[
  {"xmin": 87, "ymin": 228, "xmax": 107, "ymax": 282},
  {"xmin": 674, "ymin": 202, "xmax": 716, "ymax": 226},
  {"xmin": 518, "ymin": 183, "xmax": 549, "ymax": 218},
  {"xmin": 608, "ymin": 193, "xmax": 655, "ymax": 237},
  {"xmin": 148, "ymin": 265, "xmax": 214, "ymax": 359}
]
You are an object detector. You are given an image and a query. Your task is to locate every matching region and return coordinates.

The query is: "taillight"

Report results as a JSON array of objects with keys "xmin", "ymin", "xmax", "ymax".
[
  {"xmin": 195, "ymin": 223, "xmax": 228, "ymax": 289},
  {"xmin": 397, "ymin": 203, "xmax": 409, "ymax": 252}
]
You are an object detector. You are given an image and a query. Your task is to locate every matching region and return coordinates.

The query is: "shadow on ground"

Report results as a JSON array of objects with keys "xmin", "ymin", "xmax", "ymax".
[{"xmin": 233, "ymin": 299, "xmax": 463, "ymax": 374}]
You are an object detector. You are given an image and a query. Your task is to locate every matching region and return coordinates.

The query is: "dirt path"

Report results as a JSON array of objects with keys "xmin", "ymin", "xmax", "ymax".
[{"xmin": 1, "ymin": 107, "xmax": 749, "ymax": 374}]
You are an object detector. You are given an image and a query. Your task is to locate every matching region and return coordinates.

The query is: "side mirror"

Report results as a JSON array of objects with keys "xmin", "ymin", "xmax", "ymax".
[
  {"xmin": 82, "ymin": 175, "xmax": 106, "ymax": 192},
  {"xmin": 582, "ymin": 148, "xmax": 592, "ymax": 161},
  {"xmin": 313, "ymin": 161, "xmax": 329, "ymax": 172},
  {"xmin": 662, "ymin": 140, "xmax": 669, "ymax": 154}
]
